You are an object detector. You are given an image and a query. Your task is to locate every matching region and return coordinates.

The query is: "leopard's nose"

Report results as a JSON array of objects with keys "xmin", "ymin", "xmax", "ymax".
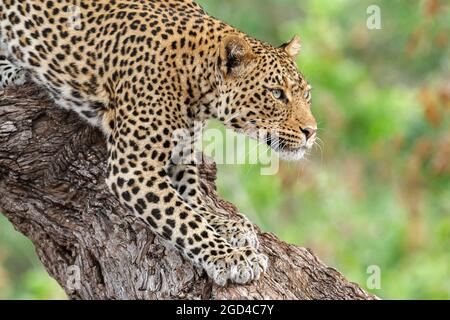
[{"xmin": 300, "ymin": 126, "xmax": 317, "ymax": 141}]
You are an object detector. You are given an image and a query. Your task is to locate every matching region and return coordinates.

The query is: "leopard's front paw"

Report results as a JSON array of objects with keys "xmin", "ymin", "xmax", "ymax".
[
  {"xmin": 204, "ymin": 247, "xmax": 268, "ymax": 286},
  {"xmin": 214, "ymin": 219, "xmax": 259, "ymax": 249}
]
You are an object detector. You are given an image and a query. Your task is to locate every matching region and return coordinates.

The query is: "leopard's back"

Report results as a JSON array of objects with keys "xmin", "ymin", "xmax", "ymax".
[{"xmin": 0, "ymin": 0, "xmax": 209, "ymax": 125}]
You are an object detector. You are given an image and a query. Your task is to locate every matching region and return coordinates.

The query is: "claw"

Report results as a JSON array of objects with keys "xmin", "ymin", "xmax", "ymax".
[{"xmin": 204, "ymin": 248, "xmax": 268, "ymax": 286}]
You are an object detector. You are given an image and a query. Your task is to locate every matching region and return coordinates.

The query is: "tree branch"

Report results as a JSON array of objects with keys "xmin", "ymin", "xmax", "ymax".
[{"xmin": 0, "ymin": 84, "xmax": 377, "ymax": 300}]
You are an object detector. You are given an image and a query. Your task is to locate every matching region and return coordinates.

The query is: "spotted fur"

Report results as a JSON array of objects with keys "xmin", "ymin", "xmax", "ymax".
[{"xmin": 0, "ymin": 0, "xmax": 317, "ymax": 286}]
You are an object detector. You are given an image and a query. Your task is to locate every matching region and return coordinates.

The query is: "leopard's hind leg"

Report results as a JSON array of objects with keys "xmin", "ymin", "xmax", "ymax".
[{"xmin": 0, "ymin": 53, "xmax": 27, "ymax": 90}]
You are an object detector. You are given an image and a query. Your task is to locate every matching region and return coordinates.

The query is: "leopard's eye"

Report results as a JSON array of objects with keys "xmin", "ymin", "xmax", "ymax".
[
  {"xmin": 304, "ymin": 90, "xmax": 311, "ymax": 101},
  {"xmin": 271, "ymin": 88, "xmax": 285, "ymax": 101},
  {"xmin": 304, "ymin": 85, "xmax": 312, "ymax": 102}
]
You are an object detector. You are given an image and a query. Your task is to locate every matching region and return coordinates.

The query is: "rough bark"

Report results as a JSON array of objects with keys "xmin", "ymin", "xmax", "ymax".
[{"xmin": 0, "ymin": 84, "xmax": 377, "ymax": 300}]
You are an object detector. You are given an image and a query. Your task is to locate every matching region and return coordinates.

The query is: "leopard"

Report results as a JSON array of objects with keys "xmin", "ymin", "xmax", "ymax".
[{"xmin": 0, "ymin": 0, "xmax": 317, "ymax": 286}]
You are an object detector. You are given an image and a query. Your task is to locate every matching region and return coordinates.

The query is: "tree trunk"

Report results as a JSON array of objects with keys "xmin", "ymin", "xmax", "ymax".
[{"xmin": 0, "ymin": 84, "xmax": 377, "ymax": 300}]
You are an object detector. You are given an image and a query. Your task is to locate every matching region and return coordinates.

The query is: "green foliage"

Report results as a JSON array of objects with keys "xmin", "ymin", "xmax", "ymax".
[
  {"xmin": 0, "ymin": 215, "xmax": 66, "ymax": 299},
  {"xmin": 0, "ymin": 0, "xmax": 448, "ymax": 299}
]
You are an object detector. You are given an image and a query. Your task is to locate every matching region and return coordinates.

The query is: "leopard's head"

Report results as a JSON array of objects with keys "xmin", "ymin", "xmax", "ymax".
[{"xmin": 216, "ymin": 35, "xmax": 317, "ymax": 160}]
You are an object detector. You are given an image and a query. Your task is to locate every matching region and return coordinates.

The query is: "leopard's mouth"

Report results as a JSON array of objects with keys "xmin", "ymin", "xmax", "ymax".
[
  {"xmin": 240, "ymin": 127, "xmax": 311, "ymax": 161},
  {"xmin": 277, "ymin": 147, "xmax": 308, "ymax": 161},
  {"xmin": 265, "ymin": 133, "xmax": 309, "ymax": 161}
]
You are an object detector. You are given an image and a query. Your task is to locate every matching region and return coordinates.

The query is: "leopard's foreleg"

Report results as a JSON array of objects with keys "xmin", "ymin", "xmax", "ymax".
[
  {"xmin": 168, "ymin": 163, "xmax": 260, "ymax": 249},
  {"xmin": 104, "ymin": 97, "xmax": 267, "ymax": 286}
]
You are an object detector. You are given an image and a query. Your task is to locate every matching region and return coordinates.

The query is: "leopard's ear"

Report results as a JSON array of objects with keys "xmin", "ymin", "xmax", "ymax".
[
  {"xmin": 280, "ymin": 35, "xmax": 301, "ymax": 59},
  {"xmin": 219, "ymin": 35, "xmax": 256, "ymax": 78}
]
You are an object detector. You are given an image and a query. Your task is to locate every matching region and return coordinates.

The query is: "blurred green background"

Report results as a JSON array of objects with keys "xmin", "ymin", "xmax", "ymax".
[{"xmin": 0, "ymin": 0, "xmax": 449, "ymax": 299}]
